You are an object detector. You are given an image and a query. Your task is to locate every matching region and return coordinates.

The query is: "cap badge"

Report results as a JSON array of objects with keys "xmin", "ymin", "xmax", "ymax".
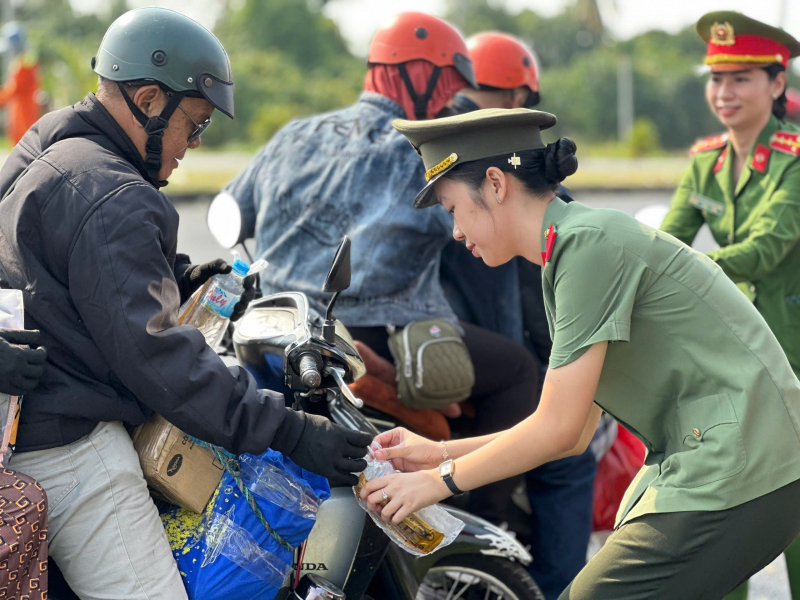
[
  {"xmin": 425, "ymin": 152, "xmax": 458, "ymax": 182},
  {"xmin": 710, "ymin": 22, "xmax": 735, "ymax": 47},
  {"xmin": 508, "ymin": 153, "xmax": 521, "ymax": 169}
]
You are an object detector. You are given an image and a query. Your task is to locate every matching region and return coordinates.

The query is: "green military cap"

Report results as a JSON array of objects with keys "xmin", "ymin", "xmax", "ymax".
[
  {"xmin": 393, "ymin": 107, "xmax": 557, "ymax": 209},
  {"xmin": 697, "ymin": 11, "xmax": 800, "ymax": 71}
]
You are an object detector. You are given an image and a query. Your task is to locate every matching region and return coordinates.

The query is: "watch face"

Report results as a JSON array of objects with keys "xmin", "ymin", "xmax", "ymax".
[{"xmin": 439, "ymin": 459, "xmax": 453, "ymax": 478}]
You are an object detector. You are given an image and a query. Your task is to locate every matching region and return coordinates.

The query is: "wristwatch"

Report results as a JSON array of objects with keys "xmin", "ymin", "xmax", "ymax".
[{"xmin": 439, "ymin": 459, "xmax": 463, "ymax": 495}]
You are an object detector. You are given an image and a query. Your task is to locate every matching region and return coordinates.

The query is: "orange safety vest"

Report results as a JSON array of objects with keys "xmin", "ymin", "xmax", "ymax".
[{"xmin": 0, "ymin": 54, "xmax": 40, "ymax": 145}]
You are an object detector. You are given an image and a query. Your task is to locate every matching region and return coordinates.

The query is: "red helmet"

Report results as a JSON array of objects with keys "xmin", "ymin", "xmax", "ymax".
[
  {"xmin": 467, "ymin": 32, "xmax": 540, "ymax": 93},
  {"xmin": 368, "ymin": 12, "xmax": 476, "ymax": 88}
]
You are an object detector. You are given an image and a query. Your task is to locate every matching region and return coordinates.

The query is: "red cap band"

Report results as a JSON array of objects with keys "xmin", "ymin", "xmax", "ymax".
[{"xmin": 706, "ymin": 34, "xmax": 790, "ymax": 68}]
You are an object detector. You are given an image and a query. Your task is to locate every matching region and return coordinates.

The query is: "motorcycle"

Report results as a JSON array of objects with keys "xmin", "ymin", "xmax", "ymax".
[{"xmin": 210, "ymin": 192, "xmax": 543, "ymax": 600}]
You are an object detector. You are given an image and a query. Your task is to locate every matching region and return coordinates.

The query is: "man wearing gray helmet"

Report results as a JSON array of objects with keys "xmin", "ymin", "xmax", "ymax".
[{"xmin": 0, "ymin": 8, "xmax": 370, "ymax": 598}]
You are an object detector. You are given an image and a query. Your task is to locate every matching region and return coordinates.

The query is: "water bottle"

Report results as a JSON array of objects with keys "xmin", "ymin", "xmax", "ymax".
[{"xmin": 183, "ymin": 257, "xmax": 250, "ymax": 350}]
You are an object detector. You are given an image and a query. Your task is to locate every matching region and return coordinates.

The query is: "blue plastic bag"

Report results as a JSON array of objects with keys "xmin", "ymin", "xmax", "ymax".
[{"xmin": 161, "ymin": 449, "xmax": 331, "ymax": 600}]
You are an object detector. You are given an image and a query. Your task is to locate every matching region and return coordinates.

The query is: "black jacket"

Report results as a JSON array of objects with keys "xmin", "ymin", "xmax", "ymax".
[{"xmin": 0, "ymin": 94, "xmax": 304, "ymax": 453}]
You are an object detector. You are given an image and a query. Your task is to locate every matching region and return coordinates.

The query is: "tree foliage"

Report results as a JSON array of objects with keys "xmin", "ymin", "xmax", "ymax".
[
  {"xmin": 447, "ymin": 0, "xmax": 799, "ymax": 152},
  {"xmin": 11, "ymin": 0, "xmax": 800, "ymax": 153},
  {"xmin": 208, "ymin": 0, "xmax": 363, "ymax": 146}
]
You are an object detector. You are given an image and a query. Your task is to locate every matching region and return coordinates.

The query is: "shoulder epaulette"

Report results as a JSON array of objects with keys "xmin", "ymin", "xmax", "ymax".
[
  {"xmin": 769, "ymin": 131, "xmax": 800, "ymax": 157},
  {"xmin": 689, "ymin": 134, "xmax": 728, "ymax": 156}
]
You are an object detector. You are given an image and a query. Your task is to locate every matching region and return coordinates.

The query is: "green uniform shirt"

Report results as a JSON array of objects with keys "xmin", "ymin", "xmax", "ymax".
[
  {"xmin": 661, "ymin": 116, "xmax": 800, "ymax": 377},
  {"xmin": 540, "ymin": 198, "xmax": 800, "ymax": 528}
]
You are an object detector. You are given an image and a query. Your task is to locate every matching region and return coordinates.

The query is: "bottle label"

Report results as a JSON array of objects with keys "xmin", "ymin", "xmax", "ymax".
[{"xmin": 201, "ymin": 284, "xmax": 239, "ymax": 318}]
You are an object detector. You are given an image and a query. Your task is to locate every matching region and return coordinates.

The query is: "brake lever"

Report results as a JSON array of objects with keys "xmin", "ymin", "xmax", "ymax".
[{"xmin": 325, "ymin": 366, "xmax": 364, "ymax": 409}]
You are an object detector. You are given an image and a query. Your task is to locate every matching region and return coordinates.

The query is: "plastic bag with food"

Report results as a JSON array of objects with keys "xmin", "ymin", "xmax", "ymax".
[{"xmin": 353, "ymin": 443, "xmax": 463, "ymax": 556}]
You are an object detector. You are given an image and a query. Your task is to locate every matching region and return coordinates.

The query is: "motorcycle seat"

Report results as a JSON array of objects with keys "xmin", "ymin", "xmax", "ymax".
[{"xmin": 349, "ymin": 374, "xmax": 451, "ymax": 441}]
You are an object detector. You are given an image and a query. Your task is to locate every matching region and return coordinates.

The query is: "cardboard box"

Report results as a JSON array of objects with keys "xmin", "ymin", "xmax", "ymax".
[{"xmin": 132, "ymin": 414, "xmax": 225, "ymax": 513}]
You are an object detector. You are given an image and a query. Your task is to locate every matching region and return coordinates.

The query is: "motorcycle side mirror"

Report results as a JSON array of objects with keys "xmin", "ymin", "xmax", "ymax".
[
  {"xmin": 323, "ymin": 236, "xmax": 351, "ymax": 293},
  {"xmin": 322, "ymin": 236, "xmax": 351, "ymax": 343},
  {"xmin": 207, "ymin": 191, "xmax": 245, "ymax": 249}
]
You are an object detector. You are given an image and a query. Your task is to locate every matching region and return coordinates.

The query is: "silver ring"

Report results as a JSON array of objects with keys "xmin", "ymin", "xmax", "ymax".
[{"xmin": 381, "ymin": 489, "xmax": 389, "ymax": 501}]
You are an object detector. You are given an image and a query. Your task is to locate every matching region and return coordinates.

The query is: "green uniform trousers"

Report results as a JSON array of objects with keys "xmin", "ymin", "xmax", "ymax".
[
  {"xmin": 724, "ymin": 537, "xmax": 800, "ymax": 600},
  {"xmin": 559, "ymin": 478, "xmax": 800, "ymax": 600}
]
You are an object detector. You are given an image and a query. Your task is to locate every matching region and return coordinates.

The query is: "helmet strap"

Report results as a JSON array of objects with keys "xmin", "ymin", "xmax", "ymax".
[
  {"xmin": 397, "ymin": 64, "xmax": 442, "ymax": 121},
  {"xmin": 116, "ymin": 82, "xmax": 186, "ymax": 187}
]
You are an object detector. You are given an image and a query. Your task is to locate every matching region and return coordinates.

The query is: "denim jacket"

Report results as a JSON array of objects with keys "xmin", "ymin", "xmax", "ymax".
[{"xmin": 226, "ymin": 92, "xmax": 456, "ymax": 327}]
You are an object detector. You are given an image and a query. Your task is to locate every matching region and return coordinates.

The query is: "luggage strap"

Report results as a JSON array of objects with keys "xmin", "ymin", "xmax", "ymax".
[{"xmin": 190, "ymin": 437, "xmax": 294, "ymax": 553}]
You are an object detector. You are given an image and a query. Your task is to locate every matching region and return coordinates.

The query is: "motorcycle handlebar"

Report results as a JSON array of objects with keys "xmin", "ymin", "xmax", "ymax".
[{"xmin": 298, "ymin": 353, "xmax": 322, "ymax": 389}]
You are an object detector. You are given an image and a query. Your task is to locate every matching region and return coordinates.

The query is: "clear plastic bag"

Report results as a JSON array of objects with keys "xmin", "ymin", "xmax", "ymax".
[
  {"xmin": 0, "ymin": 290, "xmax": 25, "ymax": 464},
  {"xmin": 202, "ymin": 508, "xmax": 291, "ymax": 590},
  {"xmin": 160, "ymin": 448, "xmax": 330, "ymax": 600},
  {"xmin": 239, "ymin": 453, "xmax": 321, "ymax": 520},
  {"xmin": 353, "ymin": 443, "xmax": 464, "ymax": 556}
]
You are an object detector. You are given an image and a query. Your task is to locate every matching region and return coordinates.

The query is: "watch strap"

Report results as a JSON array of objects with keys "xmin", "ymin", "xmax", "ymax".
[{"xmin": 442, "ymin": 473, "xmax": 463, "ymax": 495}]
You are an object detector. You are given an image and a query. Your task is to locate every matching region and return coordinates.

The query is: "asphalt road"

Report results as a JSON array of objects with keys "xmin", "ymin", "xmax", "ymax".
[
  {"xmin": 175, "ymin": 190, "xmax": 790, "ymax": 600},
  {"xmin": 175, "ymin": 189, "xmax": 714, "ymax": 262}
]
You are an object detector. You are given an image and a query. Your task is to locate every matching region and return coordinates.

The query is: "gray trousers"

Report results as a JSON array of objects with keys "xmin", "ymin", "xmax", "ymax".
[
  {"xmin": 9, "ymin": 421, "xmax": 188, "ymax": 600},
  {"xmin": 560, "ymin": 478, "xmax": 800, "ymax": 600}
]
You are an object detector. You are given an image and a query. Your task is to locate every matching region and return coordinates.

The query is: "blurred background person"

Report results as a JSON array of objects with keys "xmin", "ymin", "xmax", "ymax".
[
  {"xmin": 660, "ymin": 11, "xmax": 800, "ymax": 600},
  {"xmin": 0, "ymin": 22, "xmax": 40, "ymax": 146}
]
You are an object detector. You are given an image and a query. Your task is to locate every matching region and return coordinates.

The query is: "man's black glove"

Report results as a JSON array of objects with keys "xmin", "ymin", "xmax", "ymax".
[
  {"xmin": 0, "ymin": 330, "xmax": 47, "ymax": 396},
  {"xmin": 175, "ymin": 257, "xmax": 230, "ymax": 302},
  {"xmin": 279, "ymin": 412, "xmax": 372, "ymax": 487},
  {"xmin": 174, "ymin": 256, "xmax": 256, "ymax": 321},
  {"xmin": 232, "ymin": 276, "xmax": 257, "ymax": 322}
]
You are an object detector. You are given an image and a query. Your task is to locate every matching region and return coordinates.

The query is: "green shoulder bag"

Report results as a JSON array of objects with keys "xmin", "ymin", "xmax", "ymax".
[{"xmin": 387, "ymin": 319, "xmax": 475, "ymax": 409}]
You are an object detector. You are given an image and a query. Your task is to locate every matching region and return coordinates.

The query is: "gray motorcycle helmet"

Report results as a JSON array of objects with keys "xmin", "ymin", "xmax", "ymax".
[{"xmin": 92, "ymin": 7, "xmax": 234, "ymax": 185}]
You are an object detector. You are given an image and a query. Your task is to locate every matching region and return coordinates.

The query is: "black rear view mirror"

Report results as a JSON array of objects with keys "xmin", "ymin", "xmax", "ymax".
[
  {"xmin": 323, "ymin": 237, "xmax": 351, "ymax": 293},
  {"xmin": 322, "ymin": 236, "xmax": 351, "ymax": 343}
]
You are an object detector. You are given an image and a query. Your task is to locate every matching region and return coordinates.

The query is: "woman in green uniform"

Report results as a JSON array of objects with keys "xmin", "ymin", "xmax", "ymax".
[
  {"xmin": 358, "ymin": 107, "xmax": 800, "ymax": 599},
  {"xmin": 660, "ymin": 12, "xmax": 800, "ymax": 599}
]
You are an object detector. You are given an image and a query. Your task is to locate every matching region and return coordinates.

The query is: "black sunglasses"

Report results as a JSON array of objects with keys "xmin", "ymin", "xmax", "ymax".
[
  {"xmin": 175, "ymin": 101, "xmax": 212, "ymax": 143},
  {"xmin": 165, "ymin": 91, "xmax": 211, "ymax": 143}
]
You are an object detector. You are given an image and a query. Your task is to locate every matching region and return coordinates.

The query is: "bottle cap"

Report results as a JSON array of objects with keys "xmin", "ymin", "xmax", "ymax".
[{"xmin": 231, "ymin": 259, "xmax": 250, "ymax": 277}]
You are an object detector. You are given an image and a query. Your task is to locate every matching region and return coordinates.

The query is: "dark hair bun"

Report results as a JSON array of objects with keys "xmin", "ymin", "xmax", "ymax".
[{"xmin": 543, "ymin": 137, "xmax": 578, "ymax": 184}]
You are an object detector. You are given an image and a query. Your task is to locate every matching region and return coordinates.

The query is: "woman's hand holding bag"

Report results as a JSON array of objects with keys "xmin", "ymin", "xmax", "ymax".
[{"xmin": 373, "ymin": 427, "xmax": 443, "ymax": 472}]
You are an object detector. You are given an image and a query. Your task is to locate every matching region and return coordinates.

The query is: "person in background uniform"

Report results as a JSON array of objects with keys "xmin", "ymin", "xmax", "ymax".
[
  {"xmin": 438, "ymin": 32, "xmax": 594, "ymax": 600},
  {"xmin": 660, "ymin": 14, "xmax": 800, "ymax": 598},
  {"xmin": 0, "ymin": 329, "xmax": 48, "ymax": 599},
  {"xmin": 361, "ymin": 107, "xmax": 800, "ymax": 600},
  {"xmin": 0, "ymin": 23, "xmax": 40, "ymax": 146}
]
